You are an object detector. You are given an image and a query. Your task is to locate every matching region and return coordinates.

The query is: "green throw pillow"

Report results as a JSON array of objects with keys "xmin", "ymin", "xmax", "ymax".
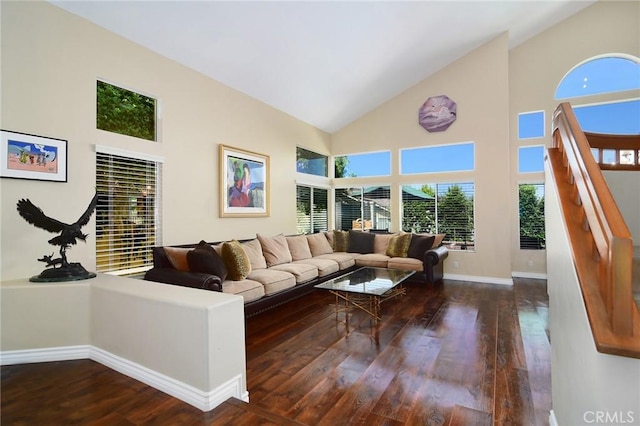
[
  {"xmin": 385, "ymin": 233, "xmax": 412, "ymax": 257},
  {"xmin": 221, "ymin": 240, "xmax": 252, "ymax": 280},
  {"xmin": 333, "ymin": 230, "xmax": 349, "ymax": 252}
]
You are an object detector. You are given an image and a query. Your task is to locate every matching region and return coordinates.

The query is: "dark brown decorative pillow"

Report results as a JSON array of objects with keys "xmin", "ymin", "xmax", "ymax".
[
  {"xmin": 385, "ymin": 232, "xmax": 412, "ymax": 257},
  {"xmin": 164, "ymin": 247, "xmax": 191, "ymax": 271},
  {"xmin": 221, "ymin": 240, "xmax": 252, "ymax": 280},
  {"xmin": 333, "ymin": 230, "xmax": 349, "ymax": 252},
  {"xmin": 187, "ymin": 240, "xmax": 228, "ymax": 282},
  {"xmin": 347, "ymin": 230, "xmax": 375, "ymax": 254},
  {"xmin": 407, "ymin": 234, "xmax": 436, "ymax": 259}
]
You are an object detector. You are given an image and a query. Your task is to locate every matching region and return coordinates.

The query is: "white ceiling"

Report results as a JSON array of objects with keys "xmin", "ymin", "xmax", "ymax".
[{"xmin": 51, "ymin": 0, "xmax": 596, "ymax": 133}]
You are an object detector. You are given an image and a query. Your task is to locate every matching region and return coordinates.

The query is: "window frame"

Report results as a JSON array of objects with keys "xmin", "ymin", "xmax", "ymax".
[{"xmin": 95, "ymin": 145, "xmax": 163, "ymax": 276}]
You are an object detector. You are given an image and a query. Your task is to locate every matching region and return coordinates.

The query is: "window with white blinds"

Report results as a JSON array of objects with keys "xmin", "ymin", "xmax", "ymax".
[
  {"xmin": 296, "ymin": 185, "xmax": 328, "ymax": 234},
  {"xmin": 96, "ymin": 149, "xmax": 162, "ymax": 276},
  {"xmin": 401, "ymin": 183, "xmax": 475, "ymax": 250},
  {"xmin": 334, "ymin": 186, "xmax": 391, "ymax": 231},
  {"xmin": 519, "ymin": 183, "xmax": 545, "ymax": 250}
]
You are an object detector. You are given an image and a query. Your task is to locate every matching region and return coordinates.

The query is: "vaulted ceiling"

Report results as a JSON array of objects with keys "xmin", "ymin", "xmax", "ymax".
[{"xmin": 51, "ymin": 0, "xmax": 596, "ymax": 133}]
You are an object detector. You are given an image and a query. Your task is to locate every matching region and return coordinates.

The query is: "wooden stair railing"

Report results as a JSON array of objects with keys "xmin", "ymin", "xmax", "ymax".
[{"xmin": 547, "ymin": 102, "xmax": 640, "ymax": 359}]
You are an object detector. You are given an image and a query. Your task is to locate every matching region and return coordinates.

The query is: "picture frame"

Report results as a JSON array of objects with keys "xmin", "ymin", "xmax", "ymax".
[
  {"xmin": 1, "ymin": 130, "xmax": 68, "ymax": 182},
  {"xmin": 219, "ymin": 144, "xmax": 270, "ymax": 217}
]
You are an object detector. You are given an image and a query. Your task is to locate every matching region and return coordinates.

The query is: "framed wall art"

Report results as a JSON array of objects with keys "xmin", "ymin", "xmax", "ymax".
[
  {"xmin": 219, "ymin": 144, "xmax": 270, "ymax": 217},
  {"xmin": 1, "ymin": 130, "xmax": 68, "ymax": 182}
]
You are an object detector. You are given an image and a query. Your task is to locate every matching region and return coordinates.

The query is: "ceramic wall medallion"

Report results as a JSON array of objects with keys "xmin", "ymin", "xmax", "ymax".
[{"xmin": 418, "ymin": 95, "xmax": 457, "ymax": 132}]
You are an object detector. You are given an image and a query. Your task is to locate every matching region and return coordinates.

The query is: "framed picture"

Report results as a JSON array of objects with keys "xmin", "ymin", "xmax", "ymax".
[
  {"xmin": 1, "ymin": 130, "xmax": 68, "ymax": 182},
  {"xmin": 219, "ymin": 144, "xmax": 270, "ymax": 217}
]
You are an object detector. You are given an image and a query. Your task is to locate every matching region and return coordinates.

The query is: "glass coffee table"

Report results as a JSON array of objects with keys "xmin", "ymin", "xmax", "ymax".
[{"xmin": 314, "ymin": 267, "xmax": 415, "ymax": 324}]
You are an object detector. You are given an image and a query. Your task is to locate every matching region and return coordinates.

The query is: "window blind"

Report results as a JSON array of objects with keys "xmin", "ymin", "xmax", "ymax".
[
  {"xmin": 296, "ymin": 185, "xmax": 328, "ymax": 234},
  {"xmin": 519, "ymin": 183, "xmax": 546, "ymax": 250},
  {"xmin": 96, "ymin": 151, "xmax": 162, "ymax": 276}
]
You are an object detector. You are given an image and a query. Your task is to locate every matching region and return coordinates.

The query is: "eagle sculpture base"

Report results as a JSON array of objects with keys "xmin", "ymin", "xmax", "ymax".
[{"xmin": 30, "ymin": 262, "xmax": 96, "ymax": 282}]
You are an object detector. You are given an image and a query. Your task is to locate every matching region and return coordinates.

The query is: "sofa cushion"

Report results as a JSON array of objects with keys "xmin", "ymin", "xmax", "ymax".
[
  {"xmin": 257, "ymin": 233, "xmax": 293, "ymax": 267},
  {"xmin": 222, "ymin": 240, "xmax": 252, "ymax": 280},
  {"xmin": 315, "ymin": 252, "xmax": 357, "ymax": 270},
  {"xmin": 347, "ymin": 230, "xmax": 375, "ymax": 254},
  {"xmin": 269, "ymin": 262, "xmax": 318, "ymax": 283},
  {"xmin": 187, "ymin": 240, "xmax": 228, "ymax": 281},
  {"xmin": 306, "ymin": 233, "xmax": 333, "ymax": 256},
  {"xmin": 407, "ymin": 234, "xmax": 436, "ymax": 259},
  {"xmin": 387, "ymin": 256, "xmax": 424, "ymax": 272},
  {"xmin": 247, "ymin": 269, "xmax": 296, "ymax": 295},
  {"xmin": 164, "ymin": 247, "xmax": 191, "ymax": 272},
  {"xmin": 294, "ymin": 258, "xmax": 339, "ymax": 277},
  {"xmin": 386, "ymin": 232, "xmax": 412, "ymax": 257},
  {"xmin": 241, "ymin": 239, "xmax": 267, "ymax": 270},
  {"xmin": 373, "ymin": 233, "xmax": 395, "ymax": 254},
  {"xmin": 221, "ymin": 278, "xmax": 265, "ymax": 303},
  {"xmin": 286, "ymin": 235, "xmax": 312, "ymax": 261},
  {"xmin": 355, "ymin": 253, "xmax": 390, "ymax": 268},
  {"xmin": 332, "ymin": 230, "xmax": 349, "ymax": 252}
]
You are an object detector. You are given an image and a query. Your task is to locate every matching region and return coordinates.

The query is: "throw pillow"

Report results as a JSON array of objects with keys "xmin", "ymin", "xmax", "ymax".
[
  {"xmin": 407, "ymin": 234, "xmax": 436, "ymax": 260},
  {"xmin": 257, "ymin": 233, "xmax": 293, "ymax": 267},
  {"xmin": 221, "ymin": 240, "xmax": 252, "ymax": 280},
  {"xmin": 347, "ymin": 230, "xmax": 375, "ymax": 254},
  {"xmin": 373, "ymin": 233, "xmax": 395, "ymax": 254},
  {"xmin": 163, "ymin": 247, "xmax": 191, "ymax": 271},
  {"xmin": 286, "ymin": 235, "xmax": 312, "ymax": 261},
  {"xmin": 385, "ymin": 232, "xmax": 412, "ymax": 257},
  {"xmin": 306, "ymin": 233, "xmax": 333, "ymax": 256},
  {"xmin": 187, "ymin": 240, "xmax": 228, "ymax": 282},
  {"xmin": 333, "ymin": 230, "xmax": 349, "ymax": 252},
  {"xmin": 241, "ymin": 238, "xmax": 268, "ymax": 270}
]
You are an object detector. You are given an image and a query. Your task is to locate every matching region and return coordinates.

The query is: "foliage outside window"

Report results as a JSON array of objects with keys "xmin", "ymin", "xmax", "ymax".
[
  {"xmin": 96, "ymin": 150, "xmax": 162, "ymax": 276},
  {"xmin": 296, "ymin": 147, "xmax": 328, "ymax": 177},
  {"xmin": 519, "ymin": 184, "xmax": 546, "ymax": 250},
  {"xmin": 401, "ymin": 183, "xmax": 475, "ymax": 250},
  {"xmin": 334, "ymin": 186, "xmax": 391, "ymax": 231},
  {"xmin": 296, "ymin": 185, "xmax": 328, "ymax": 234},
  {"xmin": 97, "ymin": 81, "xmax": 157, "ymax": 141},
  {"xmin": 334, "ymin": 151, "xmax": 391, "ymax": 178}
]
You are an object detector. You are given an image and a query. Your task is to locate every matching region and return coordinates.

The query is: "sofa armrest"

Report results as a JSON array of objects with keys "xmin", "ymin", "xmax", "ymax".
[
  {"xmin": 144, "ymin": 268, "xmax": 222, "ymax": 292},
  {"xmin": 425, "ymin": 245, "xmax": 449, "ymax": 266}
]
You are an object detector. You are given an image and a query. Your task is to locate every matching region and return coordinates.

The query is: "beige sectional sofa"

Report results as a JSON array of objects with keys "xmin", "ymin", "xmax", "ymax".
[{"xmin": 144, "ymin": 231, "xmax": 448, "ymax": 316}]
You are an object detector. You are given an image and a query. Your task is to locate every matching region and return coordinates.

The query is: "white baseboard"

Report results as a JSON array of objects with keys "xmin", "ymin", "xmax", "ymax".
[
  {"xmin": 549, "ymin": 409, "xmax": 558, "ymax": 426},
  {"xmin": 0, "ymin": 345, "xmax": 91, "ymax": 365},
  {"xmin": 444, "ymin": 273, "xmax": 513, "ymax": 286},
  {"xmin": 512, "ymin": 271, "xmax": 548, "ymax": 280},
  {"xmin": 1, "ymin": 346, "xmax": 245, "ymax": 412}
]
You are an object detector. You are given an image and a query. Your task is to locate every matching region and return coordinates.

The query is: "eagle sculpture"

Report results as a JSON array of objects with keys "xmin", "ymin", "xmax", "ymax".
[{"xmin": 17, "ymin": 192, "xmax": 98, "ymax": 281}]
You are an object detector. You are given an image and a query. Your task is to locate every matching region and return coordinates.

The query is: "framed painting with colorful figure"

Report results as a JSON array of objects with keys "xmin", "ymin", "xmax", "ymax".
[{"xmin": 219, "ymin": 144, "xmax": 270, "ymax": 217}]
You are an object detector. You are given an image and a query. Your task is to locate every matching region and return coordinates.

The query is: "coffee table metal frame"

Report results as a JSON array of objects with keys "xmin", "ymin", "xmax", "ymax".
[{"xmin": 314, "ymin": 267, "xmax": 415, "ymax": 324}]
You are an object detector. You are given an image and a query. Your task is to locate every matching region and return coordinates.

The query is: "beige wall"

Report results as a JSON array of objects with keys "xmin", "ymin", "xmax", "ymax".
[
  {"xmin": 509, "ymin": 0, "xmax": 640, "ymax": 275},
  {"xmin": 0, "ymin": 1, "xmax": 331, "ymax": 282},
  {"xmin": 332, "ymin": 33, "xmax": 513, "ymax": 282}
]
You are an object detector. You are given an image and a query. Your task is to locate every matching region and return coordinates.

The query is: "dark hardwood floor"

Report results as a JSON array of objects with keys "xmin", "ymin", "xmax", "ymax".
[{"xmin": 1, "ymin": 278, "xmax": 551, "ymax": 425}]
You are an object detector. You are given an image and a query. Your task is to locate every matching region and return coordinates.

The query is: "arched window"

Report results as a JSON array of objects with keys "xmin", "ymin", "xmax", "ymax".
[{"xmin": 555, "ymin": 55, "xmax": 640, "ymax": 135}]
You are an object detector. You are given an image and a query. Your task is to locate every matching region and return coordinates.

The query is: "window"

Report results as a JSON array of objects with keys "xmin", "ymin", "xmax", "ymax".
[
  {"xmin": 334, "ymin": 151, "xmax": 391, "ymax": 178},
  {"xmin": 573, "ymin": 99, "xmax": 640, "ymax": 135},
  {"xmin": 555, "ymin": 55, "xmax": 640, "ymax": 135},
  {"xmin": 97, "ymin": 80, "xmax": 157, "ymax": 141},
  {"xmin": 518, "ymin": 111, "xmax": 545, "ymax": 139},
  {"xmin": 296, "ymin": 147, "xmax": 328, "ymax": 177},
  {"xmin": 518, "ymin": 145, "xmax": 545, "ymax": 173},
  {"xmin": 519, "ymin": 184, "xmax": 545, "ymax": 250},
  {"xmin": 401, "ymin": 183, "xmax": 475, "ymax": 250},
  {"xmin": 555, "ymin": 56, "xmax": 640, "ymax": 99},
  {"xmin": 334, "ymin": 186, "xmax": 390, "ymax": 231},
  {"xmin": 96, "ymin": 147, "xmax": 162, "ymax": 276},
  {"xmin": 400, "ymin": 142, "xmax": 474, "ymax": 174},
  {"xmin": 296, "ymin": 185, "xmax": 328, "ymax": 234}
]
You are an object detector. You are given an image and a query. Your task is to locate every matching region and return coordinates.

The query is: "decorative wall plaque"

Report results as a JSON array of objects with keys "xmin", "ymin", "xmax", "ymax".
[{"xmin": 419, "ymin": 95, "xmax": 457, "ymax": 132}]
